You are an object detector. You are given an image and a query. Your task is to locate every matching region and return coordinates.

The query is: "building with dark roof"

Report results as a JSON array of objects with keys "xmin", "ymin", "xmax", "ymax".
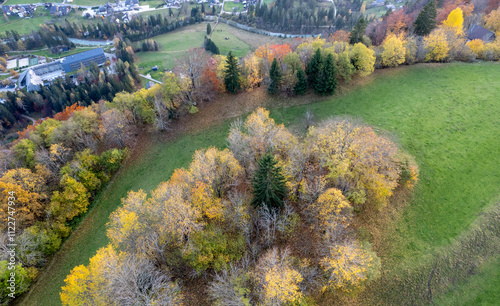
[
  {"xmin": 18, "ymin": 48, "xmax": 107, "ymax": 91},
  {"xmin": 60, "ymin": 47, "xmax": 106, "ymax": 73},
  {"xmin": 468, "ymin": 24, "xmax": 496, "ymax": 42}
]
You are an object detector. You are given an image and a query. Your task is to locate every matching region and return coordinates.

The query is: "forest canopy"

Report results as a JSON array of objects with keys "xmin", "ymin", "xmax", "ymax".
[{"xmin": 60, "ymin": 108, "xmax": 418, "ymax": 305}]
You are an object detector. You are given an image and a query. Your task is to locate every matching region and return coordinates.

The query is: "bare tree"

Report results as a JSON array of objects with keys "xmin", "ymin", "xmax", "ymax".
[
  {"xmin": 174, "ymin": 48, "xmax": 213, "ymax": 105},
  {"xmin": 107, "ymin": 255, "xmax": 183, "ymax": 305},
  {"xmin": 208, "ymin": 258, "xmax": 252, "ymax": 306},
  {"xmin": 99, "ymin": 108, "xmax": 133, "ymax": 149}
]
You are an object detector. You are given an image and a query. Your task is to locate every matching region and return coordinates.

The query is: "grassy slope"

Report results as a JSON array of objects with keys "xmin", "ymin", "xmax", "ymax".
[
  {"xmin": 5, "ymin": 0, "xmax": 62, "ymax": 4},
  {"xmin": 224, "ymin": 1, "xmax": 245, "ymax": 11},
  {"xmin": 20, "ymin": 62, "xmax": 500, "ymax": 305},
  {"xmin": 136, "ymin": 22, "xmax": 252, "ymax": 79},
  {"xmin": 0, "ymin": 8, "xmax": 96, "ymax": 35},
  {"xmin": 70, "ymin": 0, "xmax": 109, "ymax": 6}
]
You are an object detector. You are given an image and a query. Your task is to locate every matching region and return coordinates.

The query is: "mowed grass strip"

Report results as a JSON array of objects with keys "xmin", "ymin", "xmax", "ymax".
[
  {"xmin": 19, "ymin": 124, "xmax": 230, "ymax": 306},
  {"xmin": 21, "ymin": 62, "xmax": 500, "ymax": 305}
]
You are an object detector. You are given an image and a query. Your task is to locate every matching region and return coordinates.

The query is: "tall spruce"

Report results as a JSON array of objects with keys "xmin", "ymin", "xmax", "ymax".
[
  {"xmin": 414, "ymin": 1, "xmax": 437, "ymax": 36},
  {"xmin": 294, "ymin": 66, "xmax": 307, "ymax": 95},
  {"xmin": 207, "ymin": 23, "xmax": 212, "ymax": 35},
  {"xmin": 306, "ymin": 48, "xmax": 323, "ymax": 87},
  {"xmin": 268, "ymin": 58, "xmax": 282, "ymax": 94},
  {"xmin": 315, "ymin": 53, "xmax": 336, "ymax": 95},
  {"xmin": 224, "ymin": 51, "xmax": 241, "ymax": 94},
  {"xmin": 251, "ymin": 153, "xmax": 287, "ymax": 211},
  {"xmin": 349, "ymin": 16, "xmax": 367, "ymax": 44}
]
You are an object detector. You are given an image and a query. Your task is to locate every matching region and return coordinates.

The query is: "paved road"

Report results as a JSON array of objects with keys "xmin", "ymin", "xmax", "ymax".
[
  {"xmin": 21, "ymin": 114, "xmax": 36, "ymax": 125},
  {"xmin": 139, "ymin": 73, "xmax": 163, "ymax": 84}
]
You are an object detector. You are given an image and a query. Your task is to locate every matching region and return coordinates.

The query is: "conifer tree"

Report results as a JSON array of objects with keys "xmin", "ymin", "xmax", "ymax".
[
  {"xmin": 293, "ymin": 66, "xmax": 307, "ymax": 95},
  {"xmin": 317, "ymin": 53, "xmax": 336, "ymax": 95},
  {"xmin": 268, "ymin": 58, "xmax": 282, "ymax": 94},
  {"xmin": 306, "ymin": 48, "xmax": 322, "ymax": 87},
  {"xmin": 349, "ymin": 17, "xmax": 367, "ymax": 44},
  {"xmin": 224, "ymin": 51, "xmax": 241, "ymax": 94},
  {"xmin": 207, "ymin": 23, "xmax": 212, "ymax": 35},
  {"xmin": 414, "ymin": 1, "xmax": 437, "ymax": 36},
  {"xmin": 251, "ymin": 153, "xmax": 287, "ymax": 211}
]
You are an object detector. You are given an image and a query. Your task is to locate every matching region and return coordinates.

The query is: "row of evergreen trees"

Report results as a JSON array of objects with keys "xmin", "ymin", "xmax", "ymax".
[
  {"xmin": 223, "ymin": 49, "xmax": 336, "ymax": 97},
  {"xmin": 54, "ymin": 13, "xmax": 188, "ymax": 43},
  {"xmin": 0, "ymin": 28, "xmax": 74, "ymax": 56},
  {"xmin": 239, "ymin": 0, "xmax": 364, "ymax": 34}
]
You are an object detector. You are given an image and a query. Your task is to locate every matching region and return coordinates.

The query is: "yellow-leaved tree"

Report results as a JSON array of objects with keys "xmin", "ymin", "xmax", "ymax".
[
  {"xmin": 466, "ymin": 39, "xmax": 485, "ymax": 58},
  {"xmin": 320, "ymin": 240, "xmax": 372, "ymax": 291},
  {"xmin": 255, "ymin": 248, "xmax": 303, "ymax": 305},
  {"xmin": 60, "ymin": 245, "xmax": 118, "ymax": 306},
  {"xmin": 381, "ymin": 34, "xmax": 406, "ymax": 67},
  {"xmin": 350, "ymin": 43, "xmax": 376, "ymax": 76},
  {"xmin": 485, "ymin": 9, "xmax": 500, "ymax": 36},
  {"xmin": 228, "ymin": 108, "xmax": 298, "ymax": 176},
  {"xmin": 424, "ymin": 28, "xmax": 450, "ymax": 62},
  {"xmin": 442, "ymin": 7, "xmax": 464, "ymax": 35},
  {"xmin": 49, "ymin": 176, "xmax": 90, "ymax": 224},
  {"xmin": 189, "ymin": 147, "xmax": 243, "ymax": 198},
  {"xmin": 306, "ymin": 188, "xmax": 353, "ymax": 233},
  {"xmin": 0, "ymin": 167, "xmax": 48, "ymax": 229},
  {"xmin": 307, "ymin": 118, "xmax": 400, "ymax": 207},
  {"xmin": 61, "ymin": 245, "xmax": 183, "ymax": 305}
]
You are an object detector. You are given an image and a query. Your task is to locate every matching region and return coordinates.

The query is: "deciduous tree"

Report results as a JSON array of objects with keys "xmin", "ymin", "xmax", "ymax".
[
  {"xmin": 424, "ymin": 28, "xmax": 450, "ymax": 61},
  {"xmin": 381, "ymin": 34, "xmax": 406, "ymax": 67},
  {"xmin": 255, "ymin": 248, "xmax": 303, "ymax": 305},
  {"xmin": 350, "ymin": 43, "xmax": 376, "ymax": 76},
  {"xmin": 442, "ymin": 7, "xmax": 464, "ymax": 35}
]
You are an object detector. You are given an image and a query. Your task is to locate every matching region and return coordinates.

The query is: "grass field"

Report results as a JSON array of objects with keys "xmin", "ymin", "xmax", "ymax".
[
  {"xmin": 135, "ymin": 22, "xmax": 292, "ymax": 80},
  {"xmin": 139, "ymin": 0, "xmax": 165, "ymax": 7},
  {"xmin": 70, "ymin": 0, "xmax": 109, "ymax": 6},
  {"xmin": 224, "ymin": 0, "xmax": 245, "ymax": 12},
  {"xmin": 4, "ymin": 0, "xmax": 62, "ymax": 3},
  {"xmin": 365, "ymin": 5, "xmax": 389, "ymax": 18},
  {"xmin": 19, "ymin": 62, "xmax": 500, "ymax": 305},
  {"xmin": 135, "ymin": 22, "xmax": 253, "ymax": 80},
  {"xmin": 0, "ymin": 8, "xmax": 95, "ymax": 35}
]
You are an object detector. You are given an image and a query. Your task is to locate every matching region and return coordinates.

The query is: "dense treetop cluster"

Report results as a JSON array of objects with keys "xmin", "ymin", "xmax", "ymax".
[{"xmin": 60, "ymin": 108, "xmax": 418, "ymax": 305}]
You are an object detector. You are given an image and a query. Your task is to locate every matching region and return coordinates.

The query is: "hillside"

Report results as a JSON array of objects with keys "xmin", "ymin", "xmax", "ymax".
[{"xmin": 18, "ymin": 62, "xmax": 500, "ymax": 305}]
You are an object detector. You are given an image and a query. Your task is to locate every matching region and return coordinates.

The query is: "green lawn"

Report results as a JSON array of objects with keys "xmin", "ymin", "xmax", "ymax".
[
  {"xmin": 135, "ymin": 22, "xmax": 251, "ymax": 80},
  {"xmin": 139, "ymin": 0, "xmax": 165, "ymax": 7},
  {"xmin": 138, "ymin": 7, "xmax": 175, "ymax": 18},
  {"xmin": 0, "ymin": 8, "xmax": 95, "ymax": 35},
  {"xmin": 0, "ymin": 8, "xmax": 51, "ymax": 35},
  {"xmin": 4, "ymin": 0, "xmax": 62, "ymax": 4},
  {"xmin": 70, "ymin": 0, "xmax": 109, "ymax": 6},
  {"xmin": 224, "ymin": 0, "xmax": 245, "ymax": 12},
  {"xmin": 365, "ymin": 5, "xmax": 388, "ymax": 19},
  {"xmin": 19, "ymin": 63, "xmax": 500, "ymax": 305}
]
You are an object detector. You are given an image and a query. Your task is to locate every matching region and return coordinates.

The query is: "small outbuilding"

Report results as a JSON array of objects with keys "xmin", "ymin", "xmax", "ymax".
[{"xmin": 468, "ymin": 24, "xmax": 496, "ymax": 42}]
